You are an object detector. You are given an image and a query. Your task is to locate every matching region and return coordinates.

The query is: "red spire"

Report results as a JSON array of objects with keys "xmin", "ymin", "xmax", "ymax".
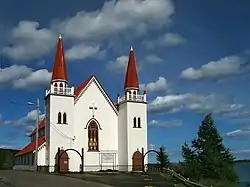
[
  {"xmin": 124, "ymin": 46, "xmax": 139, "ymax": 91},
  {"xmin": 51, "ymin": 34, "xmax": 68, "ymax": 82}
]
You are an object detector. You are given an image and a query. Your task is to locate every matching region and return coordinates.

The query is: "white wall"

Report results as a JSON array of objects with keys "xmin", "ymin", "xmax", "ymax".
[
  {"xmin": 46, "ymin": 92, "xmax": 75, "ymax": 172},
  {"xmin": 118, "ymin": 100, "xmax": 148, "ymax": 171},
  {"xmin": 74, "ymin": 79, "xmax": 118, "ymax": 171}
]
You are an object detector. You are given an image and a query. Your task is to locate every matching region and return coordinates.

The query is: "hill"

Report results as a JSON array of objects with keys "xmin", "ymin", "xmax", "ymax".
[{"xmin": 0, "ymin": 148, "xmax": 20, "ymax": 170}]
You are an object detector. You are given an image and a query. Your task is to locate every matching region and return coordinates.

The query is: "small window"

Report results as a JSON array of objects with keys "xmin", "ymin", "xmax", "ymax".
[
  {"xmin": 58, "ymin": 112, "xmax": 62, "ymax": 124},
  {"xmin": 138, "ymin": 118, "xmax": 141, "ymax": 128},
  {"xmin": 63, "ymin": 113, "xmax": 67, "ymax": 124},
  {"xmin": 133, "ymin": 117, "xmax": 137, "ymax": 128}
]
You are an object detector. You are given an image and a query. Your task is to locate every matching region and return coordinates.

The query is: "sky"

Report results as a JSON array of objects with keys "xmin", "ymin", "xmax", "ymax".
[{"xmin": 0, "ymin": 0, "xmax": 250, "ymax": 163}]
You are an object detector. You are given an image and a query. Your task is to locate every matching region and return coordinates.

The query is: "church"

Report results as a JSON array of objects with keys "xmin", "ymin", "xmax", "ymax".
[{"xmin": 13, "ymin": 35, "xmax": 148, "ymax": 172}]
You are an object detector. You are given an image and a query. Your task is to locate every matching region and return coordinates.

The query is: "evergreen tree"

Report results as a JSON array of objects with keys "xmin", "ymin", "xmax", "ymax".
[
  {"xmin": 181, "ymin": 113, "xmax": 238, "ymax": 183},
  {"xmin": 156, "ymin": 146, "xmax": 170, "ymax": 168}
]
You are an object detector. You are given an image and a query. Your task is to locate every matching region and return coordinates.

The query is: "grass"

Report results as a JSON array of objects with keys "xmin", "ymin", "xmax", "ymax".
[{"xmin": 198, "ymin": 178, "xmax": 241, "ymax": 187}]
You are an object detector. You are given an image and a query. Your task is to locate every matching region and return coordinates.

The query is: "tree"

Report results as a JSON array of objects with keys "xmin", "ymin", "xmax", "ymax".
[
  {"xmin": 156, "ymin": 146, "xmax": 170, "ymax": 168},
  {"xmin": 181, "ymin": 113, "xmax": 238, "ymax": 183}
]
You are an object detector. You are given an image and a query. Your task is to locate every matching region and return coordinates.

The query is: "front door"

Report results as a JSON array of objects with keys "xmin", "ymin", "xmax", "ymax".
[
  {"xmin": 132, "ymin": 151, "xmax": 142, "ymax": 171},
  {"xmin": 55, "ymin": 150, "xmax": 69, "ymax": 172}
]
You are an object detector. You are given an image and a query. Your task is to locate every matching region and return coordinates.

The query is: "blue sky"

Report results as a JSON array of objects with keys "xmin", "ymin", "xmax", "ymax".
[{"xmin": 0, "ymin": 0, "xmax": 250, "ymax": 163}]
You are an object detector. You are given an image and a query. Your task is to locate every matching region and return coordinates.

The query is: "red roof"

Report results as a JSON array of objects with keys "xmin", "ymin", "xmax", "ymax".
[
  {"xmin": 15, "ymin": 136, "xmax": 45, "ymax": 157},
  {"xmin": 74, "ymin": 75, "xmax": 93, "ymax": 97},
  {"xmin": 29, "ymin": 118, "xmax": 45, "ymax": 137},
  {"xmin": 51, "ymin": 35, "xmax": 68, "ymax": 82},
  {"xmin": 124, "ymin": 47, "xmax": 139, "ymax": 91}
]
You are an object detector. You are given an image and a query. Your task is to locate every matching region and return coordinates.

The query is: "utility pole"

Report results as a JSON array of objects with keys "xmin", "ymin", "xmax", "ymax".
[{"xmin": 34, "ymin": 98, "xmax": 40, "ymax": 171}]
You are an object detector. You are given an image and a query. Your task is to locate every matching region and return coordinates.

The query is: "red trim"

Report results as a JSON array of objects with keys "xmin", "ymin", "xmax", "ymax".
[{"xmin": 15, "ymin": 136, "xmax": 45, "ymax": 157}]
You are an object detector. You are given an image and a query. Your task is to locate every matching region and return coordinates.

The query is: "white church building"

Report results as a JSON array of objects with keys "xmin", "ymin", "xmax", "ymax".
[{"xmin": 14, "ymin": 35, "xmax": 148, "ymax": 172}]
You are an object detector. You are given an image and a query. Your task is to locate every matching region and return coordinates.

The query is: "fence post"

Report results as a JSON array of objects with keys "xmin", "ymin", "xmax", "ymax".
[
  {"xmin": 81, "ymin": 148, "xmax": 84, "ymax": 173},
  {"xmin": 141, "ymin": 147, "xmax": 144, "ymax": 172},
  {"xmin": 57, "ymin": 147, "xmax": 60, "ymax": 173}
]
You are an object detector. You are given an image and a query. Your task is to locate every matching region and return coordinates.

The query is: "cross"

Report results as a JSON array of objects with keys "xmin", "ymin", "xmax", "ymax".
[
  {"xmin": 150, "ymin": 144, "xmax": 155, "ymax": 150},
  {"xmin": 89, "ymin": 103, "xmax": 98, "ymax": 117}
]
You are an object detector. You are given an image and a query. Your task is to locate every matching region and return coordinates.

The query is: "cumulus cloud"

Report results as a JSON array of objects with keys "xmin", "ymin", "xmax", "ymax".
[
  {"xmin": 107, "ymin": 55, "xmax": 129, "ymax": 73},
  {"xmin": 140, "ymin": 77, "xmax": 169, "ymax": 92},
  {"xmin": 180, "ymin": 55, "xmax": 248, "ymax": 80},
  {"xmin": 55, "ymin": 0, "xmax": 174, "ymax": 41},
  {"xmin": 2, "ymin": 21, "xmax": 55, "ymax": 61},
  {"xmin": 143, "ymin": 32, "xmax": 185, "ymax": 49},
  {"xmin": 0, "ymin": 65, "xmax": 51, "ymax": 90},
  {"xmin": 0, "ymin": 110, "xmax": 44, "ymax": 136},
  {"xmin": 2, "ymin": 0, "xmax": 175, "ymax": 61},
  {"xmin": 65, "ymin": 44, "xmax": 106, "ymax": 60},
  {"xmin": 144, "ymin": 54, "xmax": 164, "ymax": 64},
  {"xmin": 149, "ymin": 119, "xmax": 182, "ymax": 128},
  {"xmin": 148, "ymin": 93, "xmax": 244, "ymax": 115}
]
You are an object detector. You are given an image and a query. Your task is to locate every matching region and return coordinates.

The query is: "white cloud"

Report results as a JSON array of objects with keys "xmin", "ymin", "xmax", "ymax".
[
  {"xmin": 3, "ymin": 0, "xmax": 175, "ymax": 61},
  {"xmin": 180, "ymin": 55, "xmax": 248, "ymax": 80},
  {"xmin": 148, "ymin": 93, "xmax": 244, "ymax": 115},
  {"xmin": 2, "ymin": 21, "xmax": 55, "ymax": 61},
  {"xmin": 1, "ymin": 110, "xmax": 44, "ymax": 135},
  {"xmin": 225, "ymin": 129, "xmax": 250, "ymax": 138},
  {"xmin": 143, "ymin": 32, "xmax": 185, "ymax": 49},
  {"xmin": 160, "ymin": 33, "xmax": 186, "ymax": 46},
  {"xmin": 144, "ymin": 54, "xmax": 163, "ymax": 64},
  {"xmin": 65, "ymin": 44, "xmax": 106, "ymax": 60},
  {"xmin": 140, "ymin": 77, "xmax": 168, "ymax": 92},
  {"xmin": 149, "ymin": 119, "xmax": 182, "ymax": 128},
  {"xmin": 0, "ymin": 65, "xmax": 51, "ymax": 90},
  {"xmin": 107, "ymin": 55, "xmax": 128, "ymax": 73},
  {"xmin": 55, "ymin": 0, "xmax": 174, "ymax": 41}
]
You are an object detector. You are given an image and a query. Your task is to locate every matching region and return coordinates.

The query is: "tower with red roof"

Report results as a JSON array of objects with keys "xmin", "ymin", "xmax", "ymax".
[{"xmin": 117, "ymin": 46, "xmax": 148, "ymax": 171}]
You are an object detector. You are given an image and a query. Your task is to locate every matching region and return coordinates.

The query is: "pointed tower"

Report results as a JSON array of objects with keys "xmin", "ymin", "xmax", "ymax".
[
  {"xmin": 45, "ymin": 35, "xmax": 75, "ymax": 172},
  {"xmin": 117, "ymin": 47, "xmax": 148, "ymax": 172}
]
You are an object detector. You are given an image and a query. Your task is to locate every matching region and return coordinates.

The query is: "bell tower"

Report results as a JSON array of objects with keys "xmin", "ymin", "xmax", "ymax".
[
  {"xmin": 117, "ymin": 47, "xmax": 148, "ymax": 171},
  {"xmin": 44, "ymin": 35, "xmax": 75, "ymax": 172}
]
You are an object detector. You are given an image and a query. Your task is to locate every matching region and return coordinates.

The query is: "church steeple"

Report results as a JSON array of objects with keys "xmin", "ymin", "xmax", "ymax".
[
  {"xmin": 124, "ymin": 46, "xmax": 139, "ymax": 91},
  {"xmin": 45, "ymin": 35, "xmax": 74, "ymax": 97},
  {"xmin": 51, "ymin": 34, "xmax": 68, "ymax": 83},
  {"xmin": 117, "ymin": 47, "xmax": 146, "ymax": 104}
]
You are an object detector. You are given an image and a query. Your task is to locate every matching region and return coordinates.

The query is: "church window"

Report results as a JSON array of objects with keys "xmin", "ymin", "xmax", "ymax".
[
  {"xmin": 138, "ymin": 118, "xmax": 141, "ymax": 128},
  {"xmin": 133, "ymin": 117, "xmax": 137, "ymax": 128},
  {"xmin": 54, "ymin": 83, "xmax": 58, "ymax": 92},
  {"xmin": 63, "ymin": 112, "xmax": 67, "ymax": 124},
  {"xmin": 58, "ymin": 112, "xmax": 62, "ymax": 124},
  {"xmin": 133, "ymin": 90, "xmax": 136, "ymax": 99},
  {"xmin": 59, "ymin": 83, "xmax": 63, "ymax": 92},
  {"xmin": 88, "ymin": 121, "xmax": 99, "ymax": 151}
]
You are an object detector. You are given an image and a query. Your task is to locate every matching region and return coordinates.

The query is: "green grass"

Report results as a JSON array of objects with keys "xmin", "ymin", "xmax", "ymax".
[{"xmin": 198, "ymin": 178, "xmax": 240, "ymax": 187}]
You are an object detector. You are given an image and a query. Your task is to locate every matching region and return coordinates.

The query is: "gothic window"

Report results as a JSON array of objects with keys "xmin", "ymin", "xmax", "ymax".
[
  {"xmin": 88, "ymin": 121, "xmax": 99, "ymax": 151},
  {"xmin": 63, "ymin": 112, "xmax": 67, "ymax": 124},
  {"xmin": 54, "ymin": 83, "xmax": 58, "ymax": 91},
  {"xmin": 59, "ymin": 82, "xmax": 63, "ymax": 92},
  {"xmin": 58, "ymin": 112, "xmax": 62, "ymax": 124},
  {"xmin": 133, "ymin": 117, "xmax": 137, "ymax": 128},
  {"xmin": 133, "ymin": 90, "xmax": 136, "ymax": 99},
  {"xmin": 138, "ymin": 118, "xmax": 141, "ymax": 128}
]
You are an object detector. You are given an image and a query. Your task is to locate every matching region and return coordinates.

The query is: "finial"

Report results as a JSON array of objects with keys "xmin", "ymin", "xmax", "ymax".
[
  {"xmin": 130, "ymin": 46, "xmax": 133, "ymax": 51},
  {"xmin": 58, "ymin": 34, "xmax": 62, "ymax": 39}
]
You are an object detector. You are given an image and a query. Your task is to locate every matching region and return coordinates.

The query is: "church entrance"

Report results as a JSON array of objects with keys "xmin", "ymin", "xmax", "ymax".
[
  {"xmin": 132, "ymin": 150, "xmax": 142, "ymax": 171},
  {"xmin": 55, "ymin": 150, "xmax": 69, "ymax": 172}
]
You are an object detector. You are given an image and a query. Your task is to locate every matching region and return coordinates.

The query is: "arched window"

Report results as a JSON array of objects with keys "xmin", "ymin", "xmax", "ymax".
[
  {"xmin": 88, "ymin": 121, "xmax": 99, "ymax": 151},
  {"xmin": 58, "ymin": 112, "xmax": 62, "ymax": 124},
  {"xmin": 133, "ymin": 117, "xmax": 137, "ymax": 128},
  {"xmin": 63, "ymin": 113, "xmax": 67, "ymax": 124},
  {"xmin": 54, "ymin": 83, "xmax": 58, "ymax": 92},
  {"xmin": 59, "ymin": 82, "xmax": 63, "ymax": 92},
  {"xmin": 133, "ymin": 90, "xmax": 136, "ymax": 100},
  {"xmin": 138, "ymin": 118, "xmax": 141, "ymax": 128}
]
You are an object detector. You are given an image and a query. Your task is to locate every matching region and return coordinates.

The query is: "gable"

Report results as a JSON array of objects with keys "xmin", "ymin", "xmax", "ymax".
[{"xmin": 74, "ymin": 75, "xmax": 118, "ymax": 115}]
